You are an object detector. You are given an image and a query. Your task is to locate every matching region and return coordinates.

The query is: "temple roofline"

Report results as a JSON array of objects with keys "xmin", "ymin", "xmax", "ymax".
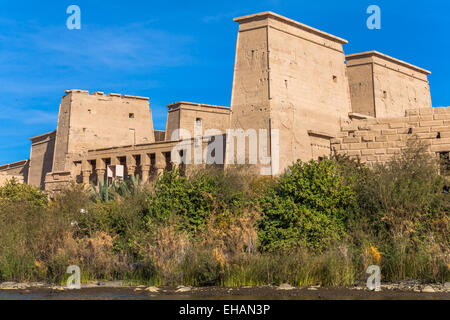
[
  {"xmin": 346, "ymin": 51, "xmax": 431, "ymax": 75},
  {"xmin": 233, "ymin": 11, "xmax": 348, "ymax": 44}
]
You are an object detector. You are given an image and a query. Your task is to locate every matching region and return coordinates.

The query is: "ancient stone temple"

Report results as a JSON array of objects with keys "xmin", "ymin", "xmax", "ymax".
[{"xmin": 1, "ymin": 12, "xmax": 449, "ymax": 191}]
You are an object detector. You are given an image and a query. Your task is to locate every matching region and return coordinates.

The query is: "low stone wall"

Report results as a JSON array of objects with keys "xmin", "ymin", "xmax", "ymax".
[
  {"xmin": 332, "ymin": 107, "xmax": 450, "ymax": 165},
  {"xmin": 0, "ymin": 159, "xmax": 29, "ymax": 183},
  {"xmin": 0, "ymin": 172, "xmax": 24, "ymax": 186},
  {"xmin": 44, "ymin": 171, "xmax": 72, "ymax": 192}
]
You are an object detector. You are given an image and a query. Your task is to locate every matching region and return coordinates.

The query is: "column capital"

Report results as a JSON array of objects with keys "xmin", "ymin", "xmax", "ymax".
[
  {"xmin": 155, "ymin": 152, "xmax": 166, "ymax": 169},
  {"xmin": 96, "ymin": 158, "xmax": 106, "ymax": 170},
  {"xmin": 82, "ymin": 170, "xmax": 91, "ymax": 184},
  {"xmin": 81, "ymin": 159, "xmax": 92, "ymax": 171}
]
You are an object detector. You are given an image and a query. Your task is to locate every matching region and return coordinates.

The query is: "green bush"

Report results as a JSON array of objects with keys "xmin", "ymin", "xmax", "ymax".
[
  {"xmin": 258, "ymin": 159, "xmax": 358, "ymax": 252},
  {"xmin": 146, "ymin": 168, "xmax": 245, "ymax": 236},
  {"xmin": 0, "ymin": 179, "xmax": 47, "ymax": 208}
]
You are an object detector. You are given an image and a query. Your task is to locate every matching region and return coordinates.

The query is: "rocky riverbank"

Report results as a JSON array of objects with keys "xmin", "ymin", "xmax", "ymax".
[{"xmin": 1, "ymin": 280, "xmax": 449, "ymax": 300}]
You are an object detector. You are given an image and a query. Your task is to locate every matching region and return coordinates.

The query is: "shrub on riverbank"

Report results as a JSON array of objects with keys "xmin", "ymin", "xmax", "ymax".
[
  {"xmin": 257, "ymin": 159, "xmax": 358, "ymax": 252},
  {"xmin": 0, "ymin": 142, "xmax": 448, "ymax": 285}
]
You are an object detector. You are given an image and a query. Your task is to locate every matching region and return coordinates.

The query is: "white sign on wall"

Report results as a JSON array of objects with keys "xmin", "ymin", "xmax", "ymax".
[{"xmin": 107, "ymin": 165, "xmax": 124, "ymax": 179}]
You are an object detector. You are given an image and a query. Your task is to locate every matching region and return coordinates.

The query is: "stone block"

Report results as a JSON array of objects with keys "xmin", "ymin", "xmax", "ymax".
[
  {"xmin": 431, "ymin": 145, "xmax": 450, "ymax": 152},
  {"xmin": 362, "ymin": 135, "xmax": 375, "ymax": 142},
  {"xmin": 375, "ymin": 148, "xmax": 387, "ymax": 155},
  {"xmin": 405, "ymin": 110, "xmax": 419, "ymax": 116},
  {"xmin": 434, "ymin": 114, "xmax": 450, "ymax": 120},
  {"xmin": 396, "ymin": 128, "xmax": 410, "ymax": 134},
  {"xmin": 416, "ymin": 133, "xmax": 437, "ymax": 139},
  {"xmin": 349, "ymin": 143, "xmax": 367, "ymax": 150},
  {"xmin": 387, "ymin": 148, "xmax": 401, "ymax": 154},
  {"xmin": 378, "ymin": 155, "xmax": 393, "ymax": 162},
  {"xmin": 381, "ymin": 129, "xmax": 397, "ymax": 135},
  {"xmin": 343, "ymin": 137, "xmax": 361, "ymax": 143},
  {"xmin": 432, "ymin": 138, "xmax": 450, "ymax": 145},
  {"xmin": 368, "ymin": 142, "xmax": 383, "ymax": 149},
  {"xmin": 440, "ymin": 132, "xmax": 450, "ymax": 139},
  {"xmin": 330, "ymin": 138, "xmax": 342, "ymax": 144},
  {"xmin": 431, "ymin": 126, "xmax": 450, "ymax": 132},
  {"xmin": 420, "ymin": 120, "xmax": 444, "ymax": 127},
  {"xmin": 419, "ymin": 108, "xmax": 433, "ymax": 115},
  {"xmin": 369, "ymin": 124, "xmax": 389, "ymax": 131},
  {"xmin": 433, "ymin": 107, "xmax": 450, "ymax": 114},
  {"xmin": 375, "ymin": 136, "xmax": 388, "ymax": 142},
  {"xmin": 361, "ymin": 149, "xmax": 375, "ymax": 155},
  {"xmin": 389, "ymin": 122, "xmax": 406, "ymax": 129},
  {"xmin": 419, "ymin": 115, "xmax": 433, "ymax": 121},
  {"xmin": 386, "ymin": 135, "xmax": 402, "ymax": 141},
  {"xmin": 412, "ymin": 127, "xmax": 430, "ymax": 133},
  {"xmin": 347, "ymin": 150, "xmax": 361, "ymax": 157}
]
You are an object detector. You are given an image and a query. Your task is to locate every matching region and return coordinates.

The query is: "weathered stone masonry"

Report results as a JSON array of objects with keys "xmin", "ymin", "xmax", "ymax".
[{"xmin": 332, "ymin": 107, "xmax": 450, "ymax": 165}]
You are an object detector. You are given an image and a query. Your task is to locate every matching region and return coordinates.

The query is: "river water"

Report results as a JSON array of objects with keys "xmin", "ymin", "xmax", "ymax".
[{"xmin": 0, "ymin": 287, "xmax": 448, "ymax": 300}]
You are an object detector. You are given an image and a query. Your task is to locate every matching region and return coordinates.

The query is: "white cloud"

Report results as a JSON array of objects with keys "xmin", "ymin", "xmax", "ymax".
[{"xmin": 0, "ymin": 19, "xmax": 196, "ymax": 94}]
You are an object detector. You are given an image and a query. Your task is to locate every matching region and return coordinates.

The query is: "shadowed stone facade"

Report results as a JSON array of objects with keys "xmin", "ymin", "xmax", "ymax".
[{"xmin": 1, "ymin": 11, "xmax": 448, "ymax": 191}]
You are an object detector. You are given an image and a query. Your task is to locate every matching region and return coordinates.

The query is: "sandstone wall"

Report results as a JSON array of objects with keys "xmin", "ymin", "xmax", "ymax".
[
  {"xmin": 52, "ymin": 90, "xmax": 155, "ymax": 172},
  {"xmin": 347, "ymin": 51, "xmax": 432, "ymax": 118},
  {"xmin": 332, "ymin": 107, "xmax": 450, "ymax": 165},
  {"xmin": 230, "ymin": 12, "xmax": 352, "ymax": 174},
  {"xmin": 0, "ymin": 160, "xmax": 29, "ymax": 183},
  {"xmin": 165, "ymin": 102, "xmax": 230, "ymax": 141},
  {"xmin": 165, "ymin": 107, "xmax": 181, "ymax": 141},
  {"xmin": 230, "ymin": 16, "xmax": 271, "ymax": 133},
  {"xmin": 28, "ymin": 131, "xmax": 56, "ymax": 188},
  {"xmin": 52, "ymin": 93, "xmax": 71, "ymax": 172},
  {"xmin": 44, "ymin": 171, "xmax": 72, "ymax": 194},
  {"xmin": 0, "ymin": 172, "xmax": 24, "ymax": 186}
]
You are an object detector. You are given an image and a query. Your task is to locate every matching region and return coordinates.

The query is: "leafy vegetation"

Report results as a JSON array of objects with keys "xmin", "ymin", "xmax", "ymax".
[
  {"xmin": 0, "ymin": 142, "xmax": 448, "ymax": 285},
  {"xmin": 257, "ymin": 159, "xmax": 358, "ymax": 252}
]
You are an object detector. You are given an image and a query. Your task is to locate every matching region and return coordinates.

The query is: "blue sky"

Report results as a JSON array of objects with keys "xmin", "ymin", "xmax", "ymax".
[{"xmin": 0, "ymin": 0, "xmax": 449, "ymax": 164}]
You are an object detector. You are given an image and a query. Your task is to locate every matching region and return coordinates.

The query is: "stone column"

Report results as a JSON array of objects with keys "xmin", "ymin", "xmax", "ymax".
[
  {"xmin": 155, "ymin": 152, "xmax": 166, "ymax": 176},
  {"xmin": 126, "ymin": 154, "xmax": 136, "ymax": 177},
  {"xmin": 96, "ymin": 168, "xmax": 106, "ymax": 185},
  {"xmin": 81, "ymin": 160, "xmax": 92, "ymax": 185},
  {"xmin": 96, "ymin": 158, "xmax": 106, "ymax": 185},
  {"xmin": 141, "ymin": 153, "xmax": 151, "ymax": 182}
]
